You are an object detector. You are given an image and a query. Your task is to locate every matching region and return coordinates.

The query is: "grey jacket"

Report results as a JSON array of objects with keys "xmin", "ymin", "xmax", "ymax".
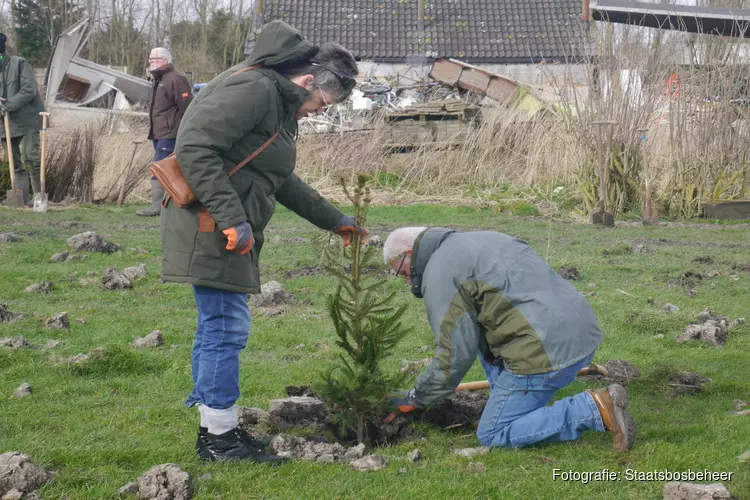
[{"xmin": 410, "ymin": 228, "xmax": 603, "ymax": 406}]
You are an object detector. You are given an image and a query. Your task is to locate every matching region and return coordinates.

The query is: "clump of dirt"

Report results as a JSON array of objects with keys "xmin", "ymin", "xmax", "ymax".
[
  {"xmin": 731, "ymin": 262, "xmax": 750, "ymax": 273},
  {"xmin": 59, "ymin": 353, "xmax": 90, "ymax": 365},
  {"xmin": 415, "ymin": 390, "xmax": 489, "ymax": 428},
  {"xmin": 676, "ymin": 309, "xmax": 744, "ymax": 346},
  {"xmin": 663, "ymin": 482, "xmax": 733, "ymax": 500},
  {"xmin": 123, "ymin": 264, "xmax": 148, "ymax": 281},
  {"xmin": 130, "ymin": 331, "xmax": 164, "ymax": 348},
  {"xmin": 668, "ymin": 371, "xmax": 712, "ymax": 394},
  {"xmin": 284, "ymin": 266, "xmax": 324, "ymax": 278},
  {"xmin": 407, "ymin": 449, "xmax": 422, "ymax": 463},
  {"xmin": 24, "ymin": 281, "xmax": 53, "ymax": 295},
  {"xmin": 400, "ymin": 358, "xmax": 431, "ymax": 375},
  {"xmin": 0, "ymin": 305, "xmax": 21, "ymax": 323},
  {"xmin": 248, "ymin": 281, "xmax": 296, "ymax": 316},
  {"xmin": 102, "ymin": 267, "xmax": 132, "ymax": 290},
  {"xmin": 349, "ymin": 455, "xmax": 387, "ymax": 471},
  {"xmin": 0, "ymin": 337, "xmax": 30, "ymax": 349},
  {"xmin": 0, "ymin": 233, "xmax": 22, "ymax": 243},
  {"xmin": 137, "ymin": 463, "xmax": 193, "ymax": 500},
  {"xmin": 268, "ymin": 396, "xmax": 327, "ymax": 430},
  {"xmin": 12, "ymin": 383, "xmax": 32, "ymax": 399},
  {"xmin": 236, "ymin": 406, "xmax": 270, "ymax": 427},
  {"xmin": 268, "ymin": 435, "xmax": 365, "ymax": 463},
  {"xmin": 117, "ymin": 482, "xmax": 139, "ymax": 496},
  {"xmin": 0, "ymin": 452, "xmax": 53, "ymax": 498},
  {"xmin": 557, "ymin": 267, "xmax": 579, "ymax": 281},
  {"xmin": 50, "ymin": 252, "xmax": 68, "ymax": 263},
  {"xmin": 285, "ymin": 386, "xmax": 316, "ymax": 398},
  {"xmin": 693, "ymin": 256, "xmax": 714, "ymax": 264},
  {"xmin": 66, "ymin": 231, "xmax": 120, "ymax": 253},
  {"xmin": 44, "ymin": 312, "xmax": 69, "ymax": 330}
]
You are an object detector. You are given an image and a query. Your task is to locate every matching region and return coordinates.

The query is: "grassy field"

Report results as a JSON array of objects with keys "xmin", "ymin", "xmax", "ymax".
[{"xmin": 1, "ymin": 204, "xmax": 749, "ymax": 500}]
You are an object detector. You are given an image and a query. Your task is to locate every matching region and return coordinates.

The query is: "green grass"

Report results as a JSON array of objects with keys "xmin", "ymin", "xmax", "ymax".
[{"xmin": 1, "ymin": 204, "xmax": 749, "ymax": 499}]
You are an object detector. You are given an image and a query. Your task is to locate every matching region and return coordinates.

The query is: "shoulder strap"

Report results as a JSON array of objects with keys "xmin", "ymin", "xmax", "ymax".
[
  {"xmin": 227, "ymin": 127, "xmax": 282, "ymax": 177},
  {"xmin": 224, "ymin": 63, "xmax": 282, "ymax": 177}
]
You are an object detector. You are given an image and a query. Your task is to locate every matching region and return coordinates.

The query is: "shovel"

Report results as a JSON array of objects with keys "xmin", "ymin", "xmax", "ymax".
[
  {"xmin": 590, "ymin": 121, "xmax": 616, "ymax": 227},
  {"xmin": 454, "ymin": 363, "xmax": 611, "ymax": 392},
  {"xmin": 3, "ymin": 113, "xmax": 24, "ymax": 208},
  {"xmin": 33, "ymin": 112, "xmax": 50, "ymax": 213}
]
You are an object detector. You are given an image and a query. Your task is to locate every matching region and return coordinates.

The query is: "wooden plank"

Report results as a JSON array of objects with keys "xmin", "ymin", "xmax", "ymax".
[
  {"xmin": 486, "ymin": 76, "xmax": 519, "ymax": 104},
  {"xmin": 429, "ymin": 59, "xmax": 463, "ymax": 86},
  {"xmin": 456, "ymin": 67, "xmax": 491, "ymax": 94}
]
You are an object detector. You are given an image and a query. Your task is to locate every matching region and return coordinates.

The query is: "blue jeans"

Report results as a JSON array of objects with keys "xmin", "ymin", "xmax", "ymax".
[
  {"xmin": 476, "ymin": 351, "xmax": 605, "ymax": 448},
  {"xmin": 151, "ymin": 138, "xmax": 176, "ymax": 179},
  {"xmin": 185, "ymin": 285, "xmax": 250, "ymax": 410}
]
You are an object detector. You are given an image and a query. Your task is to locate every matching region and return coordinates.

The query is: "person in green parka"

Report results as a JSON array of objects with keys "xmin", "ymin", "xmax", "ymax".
[
  {"xmin": 0, "ymin": 33, "xmax": 46, "ymax": 204},
  {"xmin": 161, "ymin": 20, "xmax": 367, "ymax": 464}
]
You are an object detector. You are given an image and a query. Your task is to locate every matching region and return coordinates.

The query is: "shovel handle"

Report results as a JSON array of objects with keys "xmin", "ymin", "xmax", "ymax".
[
  {"xmin": 39, "ymin": 112, "xmax": 49, "ymax": 191},
  {"xmin": 3, "ymin": 113, "xmax": 15, "ymax": 190},
  {"xmin": 454, "ymin": 364, "xmax": 610, "ymax": 393}
]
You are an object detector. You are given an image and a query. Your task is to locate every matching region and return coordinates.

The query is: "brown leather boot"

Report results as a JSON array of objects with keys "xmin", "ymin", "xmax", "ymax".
[{"xmin": 589, "ymin": 384, "xmax": 636, "ymax": 452}]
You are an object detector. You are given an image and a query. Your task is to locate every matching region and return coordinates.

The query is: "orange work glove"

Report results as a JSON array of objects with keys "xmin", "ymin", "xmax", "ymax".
[
  {"xmin": 222, "ymin": 221, "xmax": 254, "ymax": 255},
  {"xmin": 332, "ymin": 215, "xmax": 369, "ymax": 247},
  {"xmin": 383, "ymin": 389, "xmax": 423, "ymax": 424}
]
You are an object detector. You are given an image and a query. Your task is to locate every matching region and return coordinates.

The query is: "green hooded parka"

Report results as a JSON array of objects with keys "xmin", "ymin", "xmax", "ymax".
[{"xmin": 160, "ymin": 21, "xmax": 345, "ymax": 293}]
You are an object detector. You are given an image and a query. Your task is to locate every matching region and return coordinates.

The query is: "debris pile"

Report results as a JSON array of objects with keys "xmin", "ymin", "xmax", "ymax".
[{"xmin": 676, "ymin": 310, "xmax": 744, "ymax": 346}]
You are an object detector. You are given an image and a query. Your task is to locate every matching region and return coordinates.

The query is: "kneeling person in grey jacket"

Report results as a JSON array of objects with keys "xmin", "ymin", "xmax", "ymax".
[{"xmin": 383, "ymin": 227, "xmax": 636, "ymax": 452}]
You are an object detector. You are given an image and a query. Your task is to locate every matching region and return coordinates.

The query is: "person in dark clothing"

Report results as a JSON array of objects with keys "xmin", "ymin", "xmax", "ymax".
[
  {"xmin": 137, "ymin": 47, "xmax": 193, "ymax": 216},
  {"xmin": 0, "ymin": 32, "xmax": 46, "ymax": 205},
  {"xmin": 162, "ymin": 21, "xmax": 366, "ymax": 463}
]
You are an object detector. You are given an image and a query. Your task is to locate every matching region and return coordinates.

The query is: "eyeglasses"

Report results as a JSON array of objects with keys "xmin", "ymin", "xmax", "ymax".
[
  {"xmin": 311, "ymin": 63, "xmax": 357, "ymax": 93},
  {"xmin": 394, "ymin": 252, "xmax": 408, "ymax": 277}
]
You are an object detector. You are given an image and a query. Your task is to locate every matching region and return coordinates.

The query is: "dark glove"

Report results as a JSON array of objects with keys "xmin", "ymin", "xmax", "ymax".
[
  {"xmin": 383, "ymin": 389, "xmax": 423, "ymax": 423},
  {"xmin": 0, "ymin": 102, "xmax": 7, "ymax": 114},
  {"xmin": 221, "ymin": 221, "xmax": 254, "ymax": 255},
  {"xmin": 331, "ymin": 215, "xmax": 368, "ymax": 247}
]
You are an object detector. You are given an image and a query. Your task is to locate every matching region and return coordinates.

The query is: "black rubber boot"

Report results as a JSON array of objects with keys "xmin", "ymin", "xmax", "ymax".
[
  {"xmin": 136, "ymin": 178, "xmax": 164, "ymax": 216},
  {"xmin": 196, "ymin": 427, "xmax": 286, "ymax": 465}
]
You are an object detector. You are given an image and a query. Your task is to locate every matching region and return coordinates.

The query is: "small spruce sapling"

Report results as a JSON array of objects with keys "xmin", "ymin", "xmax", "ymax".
[{"xmin": 315, "ymin": 175, "xmax": 409, "ymax": 445}]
